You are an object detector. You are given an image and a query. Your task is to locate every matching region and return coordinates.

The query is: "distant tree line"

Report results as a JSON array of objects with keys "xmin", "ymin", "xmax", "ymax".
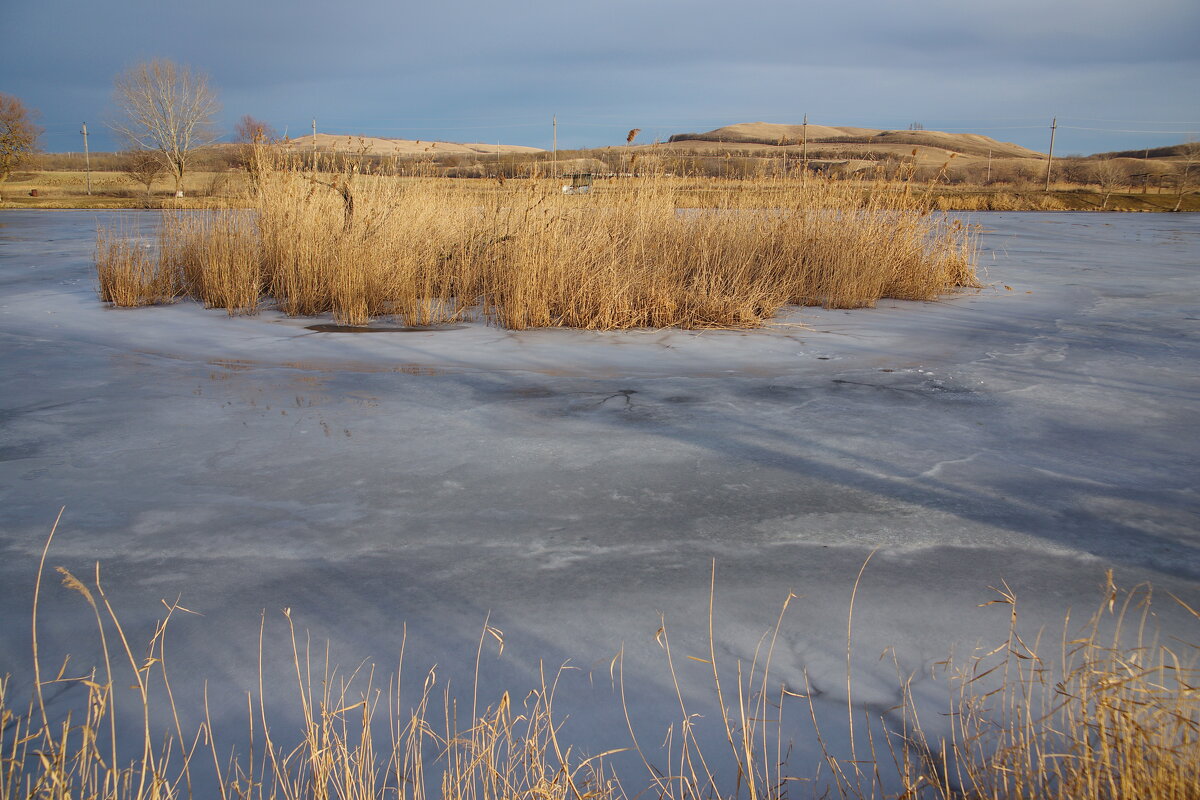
[{"xmin": 1088, "ymin": 143, "xmax": 1197, "ymax": 160}]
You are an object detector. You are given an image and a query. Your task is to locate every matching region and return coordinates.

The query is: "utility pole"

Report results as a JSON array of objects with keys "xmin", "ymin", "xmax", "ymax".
[
  {"xmin": 986, "ymin": 149, "xmax": 992, "ymax": 184},
  {"xmin": 801, "ymin": 113, "xmax": 808, "ymax": 185},
  {"xmin": 312, "ymin": 119, "xmax": 317, "ymax": 170},
  {"xmin": 1044, "ymin": 117, "xmax": 1057, "ymax": 192},
  {"xmin": 80, "ymin": 123, "xmax": 92, "ymax": 195},
  {"xmin": 552, "ymin": 114, "xmax": 558, "ymax": 180}
]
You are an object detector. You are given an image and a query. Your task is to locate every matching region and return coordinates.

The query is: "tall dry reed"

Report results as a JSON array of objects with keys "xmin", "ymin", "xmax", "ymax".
[
  {"xmin": 925, "ymin": 575, "xmax": 1200, "ymax": 799},
  {"xmin": 94, "ymin": 227, "xmax": 177, "ymax": 307},
  {"xmin": 95, "ymin": 163, "xmax": 979, "ymax": 328},
  {"xmin": 160, "ymin": 210, "xmax": 262, "ymax": 314}
]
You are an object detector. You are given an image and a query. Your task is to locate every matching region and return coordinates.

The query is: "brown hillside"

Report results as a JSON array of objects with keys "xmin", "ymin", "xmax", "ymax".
[
  {"xmin": 281, "ymin": 133, "xmax": 543, "ymax": 157},
  {"xmin": 667, "ymin": 121, "xmax": 1042, "ymax": 160}
]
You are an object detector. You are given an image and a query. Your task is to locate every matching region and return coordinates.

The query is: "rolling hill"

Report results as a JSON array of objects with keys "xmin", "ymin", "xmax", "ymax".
[{"xmin": 665, "ymin": 121, "xmax": 1044, "ymax": 162}]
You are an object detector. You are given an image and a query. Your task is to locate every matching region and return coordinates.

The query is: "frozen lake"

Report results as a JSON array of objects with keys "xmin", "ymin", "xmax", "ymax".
[{"xmin": 1, "ymin": 210, "xmax": 1198, "ymax": 789}]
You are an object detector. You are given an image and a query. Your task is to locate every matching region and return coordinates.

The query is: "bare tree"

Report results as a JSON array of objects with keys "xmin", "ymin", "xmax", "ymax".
[
  {"xmin": 233, "ymin": 114, "xmax": 277, "ymax": 186},
  {"xmin": 111, "ymin": 59, "xmax": 220, "ymax": 196},
  {"xmin": 1174, "ymin": 140, "xmax": 1199, "ymax": 212},
  {"xmin": 0, "ymin": 93, "xmax": 43, "ymax": 182},
  {"xmin": 120, "ymin": 149, "xmax": 164, "ymax": 197},
  {"xmin": 1088, "ymin": 159, "xmax": 1127, "ymax": 210},
  {"xmin": 234, "ymin": 114, "xmax": 275, "ymax": 144}
]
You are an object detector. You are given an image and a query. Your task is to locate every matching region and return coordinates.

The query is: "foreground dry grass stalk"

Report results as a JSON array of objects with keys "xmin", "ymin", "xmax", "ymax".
[
  {"xmin": 928, "ymin": 575, "xmax": 1200, "ymax": 800},
  {"xmin": 95, "ymin": 162, "xmax": 979, "ymax": 328},
  {"xmin": 5, "ymin": 524, "xmax": 1197, "ymax": 800}
]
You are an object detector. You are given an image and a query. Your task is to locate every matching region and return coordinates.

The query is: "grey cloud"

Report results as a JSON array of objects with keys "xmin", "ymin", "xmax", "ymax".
[{"xmin": 1, "ymin": 0, "xmax": 1196, "ymax": 154}]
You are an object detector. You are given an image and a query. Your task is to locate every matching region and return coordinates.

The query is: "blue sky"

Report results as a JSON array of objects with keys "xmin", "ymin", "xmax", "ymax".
[{"xmin": 3, "ymin": 0, "xmax": 1198, "ymax": 155}]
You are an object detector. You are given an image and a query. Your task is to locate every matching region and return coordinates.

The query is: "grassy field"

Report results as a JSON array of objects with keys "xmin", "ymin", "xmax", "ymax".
[
  {"xmin": 0, "ymin": 169, "xmax": 251, "ymax": 209},
  {"xmin": 3, "ymin": 166, "xmax": 1198, "ymax": 212}
]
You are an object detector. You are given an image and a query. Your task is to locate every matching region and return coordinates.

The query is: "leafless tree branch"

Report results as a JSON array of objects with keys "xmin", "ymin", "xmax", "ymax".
[{"xmin": 110, "ymin": 59, "xmax": 220, "ymax": 196}]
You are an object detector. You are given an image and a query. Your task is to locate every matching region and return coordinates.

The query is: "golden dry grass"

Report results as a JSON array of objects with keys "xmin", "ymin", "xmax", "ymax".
[
  {"xmin": 95, "ymin": 160, "xmax": 979, "ymax": 328},
  {"xmin": 931, "ymin": 192, "xmax": 1071, "ymax": 212},
  {"xmin": 94, "ymin": 227, "xmax": 178, "ymax": 307},
  {"xmin": 160, "ymin": 210, "xmax": 261, "ymax": 314},
  {"xmin": 5, "ymin": 522, "xmax": 1197, "ymax": 800},
  {"xmin": 926, "ymin": 575, "xmax": 1200, "ymax": 800}
]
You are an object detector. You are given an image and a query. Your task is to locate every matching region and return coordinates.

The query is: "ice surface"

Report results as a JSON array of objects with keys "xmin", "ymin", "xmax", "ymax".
[{"xmin": 1, "ymin": 210, "xmax": 1198, "ymax": 790}]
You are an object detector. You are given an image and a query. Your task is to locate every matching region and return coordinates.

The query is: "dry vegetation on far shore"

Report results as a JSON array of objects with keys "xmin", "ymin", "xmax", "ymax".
[{"xmin": 5, "ymin": 128, "xmax": 1199, "ymax": 212}]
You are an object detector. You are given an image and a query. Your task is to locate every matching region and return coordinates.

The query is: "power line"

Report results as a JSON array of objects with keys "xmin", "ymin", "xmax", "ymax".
[
  {"xmin": 300, "ymin": 122, "xmax": 547, "ymax": 131},
  {"xmin": 309, "ymin": 113, "xmax": 546, "ymax": 124},
  {"xmin": 935, "ymin": 126, "xmax": 1048, "ymax": 131},
  {"xmin": 1059, "ymin": 117, "xmax": 1200, "ymax": 125},
  {"xmin": 1059, "ymin": 126, "xmax": 1199, "ymax": 134}
]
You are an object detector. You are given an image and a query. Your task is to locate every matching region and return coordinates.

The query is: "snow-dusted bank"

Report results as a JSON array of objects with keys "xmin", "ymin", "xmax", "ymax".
[{"xmin": 1, "ymin": 210, "xmax": 1198, "ymax": 792}]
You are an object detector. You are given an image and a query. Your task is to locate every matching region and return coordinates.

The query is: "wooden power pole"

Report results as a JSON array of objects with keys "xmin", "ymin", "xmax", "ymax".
[
  {"xmin": 801, "ymin": 113, "xmax": 808, "ymax": 185},
  {"xmin": 1044, "ymin": 117, "xmax": 1057, "ymax": 191},
  {"xmin": 80, "ymin": 123, "xmax": 92, "ymax": 195},
  {"xmin": 312, "ymin": 119, "xmax": 317, "ymax": 169}
]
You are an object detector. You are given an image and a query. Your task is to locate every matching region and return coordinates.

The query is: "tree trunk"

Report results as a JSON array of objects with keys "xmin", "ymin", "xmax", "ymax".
[{"xmin": 172, "ymin": 158, "xmax": 185, "ymax": 197}]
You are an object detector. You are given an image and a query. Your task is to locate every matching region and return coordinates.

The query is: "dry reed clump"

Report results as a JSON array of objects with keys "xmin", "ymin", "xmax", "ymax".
[
  {"xmin": 933, "ymin": 194, "xmax": 1018, "ymax": 212},
  {"xmin": 94, "ymin": 228, "xmax": 177, "ymax": 307},
  {"xmin": 160, "ymin": 210, "xmax": 262, "ymax": 314},
  {"xmin": 94, "ymin": 165, "xmax": 980, "ymax": 328},
  {"xmin": 6, "ymin": 522, "xmax": 1198, "ymax": 800}
]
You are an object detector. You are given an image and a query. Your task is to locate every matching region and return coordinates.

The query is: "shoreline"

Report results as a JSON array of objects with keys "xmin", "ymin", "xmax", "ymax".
[{"xmin": 2, "ymin": 190, "xmax": 1197, "ymax": 212}]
